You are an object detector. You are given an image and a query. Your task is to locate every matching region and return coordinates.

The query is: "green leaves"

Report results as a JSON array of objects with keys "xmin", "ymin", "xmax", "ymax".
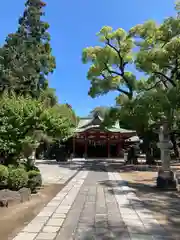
[
  {"xmin": 0, "ymin": 0, "xmax": 56, "ymax": 97},
  {"xmin": 82, "ymin": 26, "xmax": 136, "ymax": 100},
  {"xmin": 131, "ymin": 12, "xmax": 180, "ymax": 88},
  {"xmin": 82, "ymin": 2, "xmax": 180, "ymax": 144},
  {"xmin": 0, "ymin": 94, "xmax": 75, "ymax": 162}
]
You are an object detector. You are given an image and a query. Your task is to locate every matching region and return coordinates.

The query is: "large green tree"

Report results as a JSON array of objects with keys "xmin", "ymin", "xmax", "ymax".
[
  {"xmin": 82, "ymin": 3, "xmax": 180, "ymax": 164},
  {"xmin": 53, "ymin": 103, "xmax": 78, "ymax": 127},
  {"xmin": 129, "ymin": 5, "xmax": 180, "ymax": 90},
  {"xmin": 82, "ymin": 26, "xmax": 137, "ymax": 101},
  {"xmin": 0, "ymin": 0, "xmax": 55, "ymax": 97},
  {"xmin": 0, "ymin": 93, "xmax": 73, "ymax": 164}
]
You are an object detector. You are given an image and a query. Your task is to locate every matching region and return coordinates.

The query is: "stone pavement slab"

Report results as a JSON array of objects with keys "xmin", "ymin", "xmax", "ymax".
[
  {"xmin": 109, "ymin": 172, "xmax": 175, "ymax": 240},
  {"xmin": 35, "ymin": 160, "xmax": 77, "ymax": 184},
  {"xmin": 13, "ymin": 160, "xmax": 175, "ymax": 240},
  {"xmin": 55, "ymin": 161, "xmax": 130, "ymax": 240},
  {"xmin": 12, "ymin": 171, "xmax": 88, "ymax": 240}
]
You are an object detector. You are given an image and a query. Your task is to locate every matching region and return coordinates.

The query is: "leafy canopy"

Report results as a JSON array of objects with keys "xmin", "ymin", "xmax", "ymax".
[
  {"xmin": 0, "ymin": 0, "xmax": 56, "ymax": 96},
  {"xmin": 129, "ymin": 6, "xmax": 180, "ymax": 90},
  {"xmin": 82, "ymin": 26, "xmax": 137, "ymax": 100},
  {"xmin": 0, "ymin": 94, "xmax": 73, "ymax": 161}
]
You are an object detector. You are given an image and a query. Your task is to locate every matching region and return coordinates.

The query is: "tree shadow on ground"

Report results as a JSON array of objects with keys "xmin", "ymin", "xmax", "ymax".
[
  {"xmin": 74, "ymin": 223, "xmax": 131, "ymax": 240},
  {"xmin": 36, "ymin": 159, "xmax": 126, "ymax": 172},
  {"xmin": 35, "ymin": 159, "xmax": 164, "ymax": 173},
  {"xmin": 73, "ymin": 219, "xmax": 175, "ymax": 240},
  {"xmin": 99, "ymin": 179, "xmax": 180, "ymax": 239}
]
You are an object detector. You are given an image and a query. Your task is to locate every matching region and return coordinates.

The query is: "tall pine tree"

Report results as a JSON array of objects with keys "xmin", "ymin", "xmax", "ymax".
[{"xmin": 0, "ymin": 0, "xmax": 56, "ymax": 97}]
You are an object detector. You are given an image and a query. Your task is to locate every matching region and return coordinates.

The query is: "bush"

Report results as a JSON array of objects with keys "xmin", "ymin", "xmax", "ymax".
[
  {"xmin": 8, "ymin": 164, "xmax": 16, "ymax": 170},
  {"xmin": 8, "ymin": 168, "xmax": 28, "ymax": 191},
  {"xmin": 0, "ymin": 165, "xmax": 9, "ymax": 188},
  {"xmin": 19, "ymin": 160, "xmax": 40, "ymax": 172},
  {"xmin": 28, "ymin": 170, "xmax": 42, "ymax": 193},
  {"xmin": 25, "ymin": 161, "xmax": 40, "ymax": 172}
]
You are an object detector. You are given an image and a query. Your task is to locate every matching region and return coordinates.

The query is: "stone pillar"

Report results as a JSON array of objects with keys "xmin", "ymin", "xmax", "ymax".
[{"xmin": 156, "ymin": 122, "xmax": 175, "ymax": 188}]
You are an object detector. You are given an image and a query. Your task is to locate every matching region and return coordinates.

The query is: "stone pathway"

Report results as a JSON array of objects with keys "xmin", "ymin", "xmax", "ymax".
[
  {"xmin": 13, "ymin": 171, "xmax": 88, "ymax": 240},
  {"xmin": 13, "ymin": 160, "xmax": 175, "ymax": 240},
  {"xmin": 35, "ymin": 160, "xmax": 77, "ymax": 184},
  {"xmin": 108, "ymin": 172, "xmax": 174, "ymax": 240}
]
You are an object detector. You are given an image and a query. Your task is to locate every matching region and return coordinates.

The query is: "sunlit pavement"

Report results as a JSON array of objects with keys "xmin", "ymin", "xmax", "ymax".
[{"xmin": 13, "ymin": 159, "xmax": 174, "ymax": 240}]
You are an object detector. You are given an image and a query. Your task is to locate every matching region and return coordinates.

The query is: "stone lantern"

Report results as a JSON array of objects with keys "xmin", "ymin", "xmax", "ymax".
[{"xmin": 154, "ymin": 119, "xmax": 176, "ymax": 188}]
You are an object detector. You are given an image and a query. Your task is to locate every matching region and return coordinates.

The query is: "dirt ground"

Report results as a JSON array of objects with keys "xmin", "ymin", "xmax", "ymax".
[
  {"xmin": 0, "ymin": 183, "xmax": 64, "ymax": 240},
  {"xmin": 120, "ymin": 166, "xmax": 180, "ymax": 240}
]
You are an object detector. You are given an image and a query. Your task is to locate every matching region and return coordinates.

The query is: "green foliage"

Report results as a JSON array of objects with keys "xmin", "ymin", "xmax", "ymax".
[
  {"xmin": 82, "ymin": 26, "xmax": 136, "ymax": 100},
  {"xmin": 0, "ymin": 93, "xmax": 74, "ymax": 162},
  {"xmin": 0, "ymin": 94, "xmax": 42, "ymax": 160},
  {"xmin": 28, "ymin": 170, "xmax": 42, "ymax": 193},
  {"xmin": 8, "ymin": 168, "xmax": 28, "ymax": 190},
  {"xmin": 82, "ymin": 3, "xmax": 180, "ymax": 138},
  {"xmin": 129, "ymin": 8, "xmax": 180, "ymax": 90},
  {"xmin": 0, "ymin": 0, "xmax": 56, "ymax": 96},
  {"xmin": 89, "ymin": 106, "xmax": 110, "ymax": 119},
  {"xmin": 39, "ymin": 88, "xmax": 58, "ymax": 107},
  {"xmin": 8, "ymin": 165, "xmax": 16, "ymax": 171},
  {"xmin": 175, "ymin": 1, "xmax": 180, "ymax": 18},
  {"xmin": 0, "ymin": 0, "xmax": 77, "ymax": 173},
  {"xmin": 53, "ymin": 104, "xmax": 78, "ymax": 127},
  {"xmin": 0, "ymin": 165, "xmax": 9, "ymax": 188},
  {"xmin": 21, "ymin": 159, "xmax": 40, "ymax": 172},
  {"xmin": 40, "ymin": 105, "xmax": 74, "ymax": 140}
]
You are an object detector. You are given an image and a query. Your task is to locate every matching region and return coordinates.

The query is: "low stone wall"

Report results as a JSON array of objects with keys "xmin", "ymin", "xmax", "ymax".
[{"xmin": 0, "ymin": 188, "xmax": 31, "ymax": 207}]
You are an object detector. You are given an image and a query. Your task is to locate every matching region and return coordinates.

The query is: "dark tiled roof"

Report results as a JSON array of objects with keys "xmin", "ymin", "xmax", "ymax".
[{"xmin": 75, "ymin": 115, "xmax": 135, "ymax": 134}]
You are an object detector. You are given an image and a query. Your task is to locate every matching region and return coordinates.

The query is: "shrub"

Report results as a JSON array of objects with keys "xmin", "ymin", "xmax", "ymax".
[
  {"xmin": 8, "ymin": 164, "xmax": 16, "ymax": 170},
  {"xmin": 24, "ymin": 160, "xmax": 40, "ymax": 172},
  {"xmin": 28, "ymin": 170, "xmax": 42, "ymax": 193},
  {"xmin": 0, "ymin": 165, "xmax": 9, "ymax": 188},
  {"xmin": 8, "ymin": 168, "xmax": 28, "ymax": 191}
]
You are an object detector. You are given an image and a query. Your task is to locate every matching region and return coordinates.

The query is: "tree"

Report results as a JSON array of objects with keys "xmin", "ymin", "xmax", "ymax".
[
  {"xmin": 0, "ymin": 0, "xmax": 55, "ymax": 96},
  {"xmin": 0, "ymin": 93, "xmax": 73, "ymax": 164},
  {"xmin": 82, "ymin": 26, "xmax": 137, "ymax": 101},
  {"xmin": 55, "ymin": 104, "xmax": 78, "ymax": 127},
  {"xmin": 129, "ymin": 6, "xmax": 180, "ymax": 91},
  {"xmin": 89, "ymin": 106, "xmax": 110, "ymax": 118},
  {"xmin": 128, "ymin": 3, "xmax": 180, "ymax": 160},
  {"xmin": 39, "ymin": 88, "xmax": 58, "ymax": 107}
]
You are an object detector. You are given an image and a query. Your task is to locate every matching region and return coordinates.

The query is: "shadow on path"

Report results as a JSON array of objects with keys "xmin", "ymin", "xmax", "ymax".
[
  {"xmin": 100, "ymin": 179, "xmax": 180, "ymax": 239},
  {"xmin": 36, "ymin": 159, "xmax": 126, "ymax": 173}
]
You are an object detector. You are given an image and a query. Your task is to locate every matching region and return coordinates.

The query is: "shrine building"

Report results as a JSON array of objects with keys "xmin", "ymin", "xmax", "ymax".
[{"xmin": 66, "ymin": 113, "xmax": 137, "ymax": 158}]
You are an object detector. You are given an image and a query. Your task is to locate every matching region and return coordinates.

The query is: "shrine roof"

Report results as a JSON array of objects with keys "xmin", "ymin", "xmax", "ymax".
[{"xmin": 75, "ymin": 114, "xmax": 136, "ymax": 134}]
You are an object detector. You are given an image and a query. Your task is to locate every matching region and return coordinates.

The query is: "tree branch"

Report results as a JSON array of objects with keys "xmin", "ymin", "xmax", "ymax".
[
  {"xmin": 153, "ymin": 71, "xmax": 176, "ymax": 87},
  {"xmin": 104, "ymin": 63, "xmax": 121, "ymax": 76},
  {"xmin": 116, "ymin": 86, "xmax": 131, "ymax": 96},
  {"xmin": 105, "ymin": 38, "xmax": 133, "ymax": 97},
  {"xmin": 143, "ymin": 79, "xmax": 165, "ymax": 91},
  {"xmin": 101, "ymin": 72, "xmax": 130, "ymax": 97},
  {"xmin": 171, "ymin": 57, "xmax": 180, "ymax": 80}
]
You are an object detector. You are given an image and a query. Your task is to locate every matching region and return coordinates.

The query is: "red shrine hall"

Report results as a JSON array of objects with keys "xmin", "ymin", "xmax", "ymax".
[{"xmin": 67, "ymin": 114, "xmax": 136, "ymax": 158}]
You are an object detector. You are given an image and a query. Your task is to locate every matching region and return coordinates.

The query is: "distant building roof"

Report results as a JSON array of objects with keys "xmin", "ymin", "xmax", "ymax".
[{"xmin": 75, "ymin": 114, "xmax": 136, "ymax": 134}]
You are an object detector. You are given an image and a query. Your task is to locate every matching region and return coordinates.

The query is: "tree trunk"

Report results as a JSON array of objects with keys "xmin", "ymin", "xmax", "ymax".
[
  {"xmin": 170, "ymin": 133, "xmax": 179, "ymax": 159},
  {"xmin": 146, "ymin": 149, "xmax": 156, "ymax": 165},
  {"xmin": 143, "ymin": 136, "xmax": 156, "ymax": 165}
]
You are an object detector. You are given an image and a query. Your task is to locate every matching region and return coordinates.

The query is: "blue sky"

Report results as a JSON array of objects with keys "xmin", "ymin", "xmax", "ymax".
[{"xmin": 0, "ymin": 0, "xmax": 175, "ymax": 116}]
